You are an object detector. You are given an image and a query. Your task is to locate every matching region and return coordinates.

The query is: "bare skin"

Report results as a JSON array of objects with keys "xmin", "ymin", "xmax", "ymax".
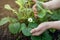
[{"xmin": 30, "ymin": 0, "xmax": 60, "ymax": 36}]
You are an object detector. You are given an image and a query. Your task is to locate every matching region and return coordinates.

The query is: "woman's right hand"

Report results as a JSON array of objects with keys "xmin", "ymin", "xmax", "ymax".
[{"xmin": 30, "ymin": 22, "xmax": 52, "ymax": 36}]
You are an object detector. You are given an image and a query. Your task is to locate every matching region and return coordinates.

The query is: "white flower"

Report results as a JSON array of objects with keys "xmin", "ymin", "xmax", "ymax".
[
  {"xmin": 28, "ymin": 18, "xmax": 33, "ymax": 22},
  {"xmin": 4, "ymin": 4, "xmax": 12, "ymax": 10}
]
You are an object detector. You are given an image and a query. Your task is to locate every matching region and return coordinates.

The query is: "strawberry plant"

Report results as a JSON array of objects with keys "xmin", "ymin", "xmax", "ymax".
[{"xmin": 0, "ymin": 0, "xmax": 60, "ymax": 40}]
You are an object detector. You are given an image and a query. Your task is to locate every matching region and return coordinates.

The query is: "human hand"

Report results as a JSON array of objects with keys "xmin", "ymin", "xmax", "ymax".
[
  {"xmin": 32, "ymin": 0, "xmax": 38, "ymax": 18},
  {"xmin": 30, "ymin": 22, "xmax": 52, "ymax": 36},
  {"xmin": 32, "ymin": 4, "xmax": 38, "ymax": 18}
]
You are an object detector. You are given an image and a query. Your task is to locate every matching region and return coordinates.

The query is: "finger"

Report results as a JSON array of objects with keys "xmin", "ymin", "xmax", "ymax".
[
  {"xmin": 32, "ymin": 0, "xmax": 37, "ymax": 3},
  {"xmin": 32, "ymin": 27, "xmax": 47, "ymax": 36},
  {"xmin": 30, "ymin": 23, "xmax": 45, "ymax": 34},
  {"xmin": 32, "ymin": 30, "xmax": 44, "ymax": 36},
  {"xmin": 30, "ymin": 28, "xmax": 38, "ymax": 33},
  {"xmin": 30, "ymin": 27, "xmax": 41, "ymax": 34},
  {"xmin": 32, "ymin": 7, "xmax": 37, "ymax": 13},
  {"xmin": 32, "ymin": 5, "xmax": 36, "ymax": 8},
  {"xmin": 34, "ymin": 13, "xmax": 38, "ymax": 17},
  {"xmin": 32, "ymin": 4, "xmax": 38, "ymax": 17}
]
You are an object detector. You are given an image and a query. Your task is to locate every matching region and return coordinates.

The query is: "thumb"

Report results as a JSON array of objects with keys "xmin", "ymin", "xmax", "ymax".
[{"xmin": 32, "ymin": 0, "xmax": 37, "ymax": 3}]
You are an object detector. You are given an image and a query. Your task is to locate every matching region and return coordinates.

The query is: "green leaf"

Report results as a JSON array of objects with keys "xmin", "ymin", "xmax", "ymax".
[
  {"xmin": 28, "ymin": 22, "xmax": 38, "ymax": 28},
  {"xmin": 9, "ymin": 18, "xmax": 18, "ymax": 23},
  {"xmin": 4, "ymin": 4, "xmax": 12, "ymax": 10},
  {"xmin": 0, "ymin": 17, "xmax": 9, "ymax": 26},
  {"xmin": 26, "ymin": 8, "xmax": 32, "ymax": 17},
  {"xmin": 21, "ymin": 23, "xmax": 26, "ymax": 30},
  {"xmin": 15, "ymin": 0, "xmax": 27, "ymax": 8},
  {"xmin": 42, "ymin": 31, "xmax": 52, "ymax": 40},
  {"xmin": 22, "ymin": 28, "xmax": 32, "ymax": 36},
  {"xmin": 47, "ymin": 10, "xmax": 53, "ymax": 14},
  {"xmin": 21, "ymin": 23, "xmax": 32, "ymax": 36},
  {"xmin": 49, "ymin": 28, "xmax": 56, "ymax": 33},
  {"xmin": 8, "ymin": 22, "xmax": 20, "ymax": 34},
  {"xmin": 51, "ymin": 10, "xmax": 60, "ymax": 20},
  {"xmin": 31, "ymin": 36, "xmax": 41, "ymax": 40},
  {"xmin": 31, "ymin": 31, "xmax": 52, "ymax": 40},
  {"xmin": 36, "ymin": 1, "xmax": 46, "ymax": 18},
  {"xmin": 38, "ymin": 10, "xmax": 46, "ymax": 18}
]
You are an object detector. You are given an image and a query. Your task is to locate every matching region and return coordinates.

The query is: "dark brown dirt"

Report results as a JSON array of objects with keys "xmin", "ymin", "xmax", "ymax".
[{"xmin": 0, "ymin": 0, "xmax": 18, "ymax": 19}]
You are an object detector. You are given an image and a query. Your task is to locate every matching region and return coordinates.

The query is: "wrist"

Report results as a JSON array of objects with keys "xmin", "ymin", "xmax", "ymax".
[
  {"xmin": 47, "ymin": 21, "xmax": 58, "ymax": 29},
  {"xmin": 42, "ymin": 0, "xmax": 60, "ymax": 9},
  {"xmin": 40, "ymin": 22, "xmax": 52, "ymax": 29},
  {"xmin": 43, "ymin": 22, "xmax": 54, "ymax": 29}
]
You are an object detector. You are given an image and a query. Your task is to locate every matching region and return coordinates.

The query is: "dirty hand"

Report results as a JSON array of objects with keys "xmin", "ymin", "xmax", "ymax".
[
  {"xmin": 30, "ymin": 22, "xmax": 51, "ymax": 36},
  {"xmin": 32, "ymin": 4, "xmax": 38, "ymax": 18},
  {"xmin": 32, "ymin": 0, "xmax": 38, "ymax": 18}
]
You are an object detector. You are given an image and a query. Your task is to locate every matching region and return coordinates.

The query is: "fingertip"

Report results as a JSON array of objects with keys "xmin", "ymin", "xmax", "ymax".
[
  {"xmin": 30, "ymin": 30, "xmax": 32, "ymax": 33},
  {"xmin": 30, "ymin": 28, "xmax": 36, "ymax": 34},
  {"xmin": 30, "ymin": 29, "xmax": 33, "ymax": 33}
]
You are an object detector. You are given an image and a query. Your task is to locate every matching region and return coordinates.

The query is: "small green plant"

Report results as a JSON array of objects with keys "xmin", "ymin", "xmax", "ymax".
[{"xmin": 1, "ymin": 0, "xmax": 60, "ymax": 40}]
